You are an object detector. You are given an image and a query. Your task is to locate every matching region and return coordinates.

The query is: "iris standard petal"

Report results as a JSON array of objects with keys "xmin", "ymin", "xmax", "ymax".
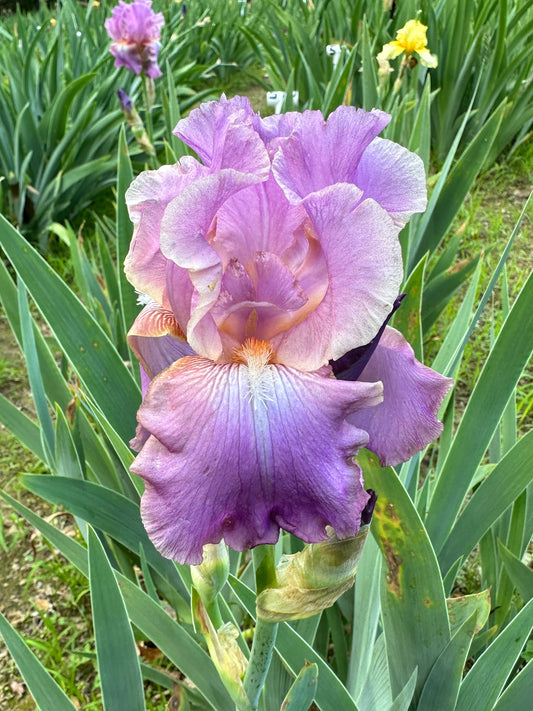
[
  {"xmin": 174, "ymin": 95, "xmax": 271, "ymax": 177},
  {"xmin": 213, "ymin": 175, "xmax": 307, "ymax": 263},
  {"xmin": 354, "ymin": 137, "xmax": 427, "ymax": 227},
  {"xmin": 131, "ymin": 341, "xmax": 383, "ymax": 564},
  {"xmin": 272, "ymin": 106, "xmax": 390, "ymax": 203},
  {"xmin": 273, "ymin": 187, "xmax": 403, "ymax": 369},
  {"xmin": 255, "ymin": 111, "xmax": 304, "ymax": 147},
  {"xmin": 160, "ymin": 169, "xmax": 282, "ymax": 359},
  {"xmin": 124, "ymin": 159, "xmax": 208, "ymax": 304},
  {"xmin": 347, "ymin": 327, "xmax": 453, "ymax": 466}
]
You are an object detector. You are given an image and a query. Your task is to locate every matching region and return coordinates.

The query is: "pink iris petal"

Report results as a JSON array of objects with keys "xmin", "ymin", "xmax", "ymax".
[
  {"xmin": 132, "ymin": 346, "xmax": 383, "ymax": 564},
  {"xmin": 173, "ymin": 95, "xmax": 271, "ymax": 176},
  {"xmin": 272, "ymin": 106, "xmax": 390, "ymax": 202},
  {"xmin": 255, "ymin": 112, "xmax": 304, "ymax": 150},
  {"xmin": 128, "ymin": 301, "xmax": 194, "ymax": 379},
  {"xmin": 213, "ymin": 252, "xmax": 309, "ymax": 349},
  {"xmin": 124, "ymin": 159, "xmax": 209, "ymax": 305},
  {"xmin": 213, "ymin": 176, "xmax": 307, "ymax": 264},
  {"xmin": 160, "ymin": 170, "xmax": 269, "ymax": 360},
  {"xmin": 105, "ymin": 0, "xmax": 164, "ymax": 78},
  {"xmin": 273, "ymin": 188, "xmax": 403, "ymax": 369},
  {"xmin": 354, "ymin": 137, "xmax": 427, "ymax": 227},
  {"xmin": 347, "ymin": 327, "xmax": 453, "ymax": 466}
]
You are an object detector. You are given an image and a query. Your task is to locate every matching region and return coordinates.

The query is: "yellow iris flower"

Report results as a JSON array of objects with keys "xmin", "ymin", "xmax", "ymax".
[{"xmin": 378, "ymin": 19, "xmax": 438, "ymax": 68}]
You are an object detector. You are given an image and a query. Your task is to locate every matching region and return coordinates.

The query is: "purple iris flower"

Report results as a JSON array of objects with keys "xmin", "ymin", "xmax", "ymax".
[
  {"xmin": 124, "ymin": 96, "xmax": 452, "ymax": 564},
  {"xmin": 105, "ymin": 0, "xmax": 164, "ymax": 78}
]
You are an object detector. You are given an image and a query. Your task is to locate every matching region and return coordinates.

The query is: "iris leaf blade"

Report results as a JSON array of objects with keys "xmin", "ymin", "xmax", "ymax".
[
  {"xmin": 0, "ymin": 214, "xmax": 140, "ymax": 444},
  {"xmin": 359, "ymin": 449, "xmax": 450, "ymax": 701},
  {"xmin": 491, "ymin": 657, "xmax": 533, "ymax": 711},
  {"xmin": 426, "ymin": 268, "xmax": 533, "ymax": 553},
  {"xmin": 455, "ymin": 598, "xmax": 533, "ymax": 711},
  {"xmin": 88, "ymin": 527, "xmax": 145, "ymax": 711},
  {"xmin": 0, "ymin": 392, "xmax": 44, "ymax": 461},
  {"xmin": 438, "ymin": 429, "xmax": 533, "ymax": 575},
  {"xmin": 498, "ymin": 541, "xmax": 533, "ymax": 603},
  {"xmin": 416, "ymin": 613, "xmax": 477, "ymax": 711},
  {"xmin": 0, "ymin": 611, "xmax": 77, "ymax": 711},
  {"xmin": 0, "ymin": 491, "xmax": 234, "ymax": 711},
  {"xmin": 21, "ymin": 474, "xmax": 190, "ymax": 606}
]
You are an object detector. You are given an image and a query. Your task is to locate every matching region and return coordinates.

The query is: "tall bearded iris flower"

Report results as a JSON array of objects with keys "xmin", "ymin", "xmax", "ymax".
[
  {"xmin": 124, "ymin": 96, "xmax": 452, "ymax": 564},
  {"xmin": 105, "ymin": 0, "xmax": 164, "ymax": 78}
]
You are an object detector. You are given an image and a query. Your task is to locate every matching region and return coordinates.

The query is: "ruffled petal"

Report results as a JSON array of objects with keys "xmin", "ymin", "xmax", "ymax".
[
  {"xmin": 128, "ymin": 301, "xmax": 195, "ymax": 379},
  {"xmin": 124, "ymin": 158, "xmax": 208, "ymax": 304},
  {"xmin": 417, "ymin": 48, "xmax": 438, "ymax": 68},
  {"xmin": 255, "ymin": 111, "xmax": 303, "ymax": 146},
  {"xmin": 214, "ymin": 175, "xmax": 307, "ymax": 262},
  {"xmin": 161, "ymin": 170, "xmax": 267, "ymax": 360},
  {"xmin": 354, "ymin": 137, "xmax": 427, "ymax": 227},
  {"xmin": 174, "ymin": 95, "xmax": 271, "ymax": 177},
  {"xmin": 272, "ymin": 106, "xmax": 390, "ymax": 203},
  {"xmin": 273, "ymin": 187, "xmax": 403, "ymax": 369},
  {"xmin": 377, "ymin": 44, "xmax": 404, "ymax": 61},
  {"xmin": 347, "ymin": 327, "xmax": 453, "ymax": 466},
  {"xmin": 132, "ymin": 347, "xmax": 383, "ymax": 564}
]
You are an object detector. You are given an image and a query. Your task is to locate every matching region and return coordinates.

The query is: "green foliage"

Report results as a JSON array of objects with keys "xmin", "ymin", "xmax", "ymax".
[
  {"xmin": 1, "ymin": 199, "xmax": 531, "ymax": 706},
  {"xmin": 0, "ymin": 0, "xmax": 248, "ymax": 248},
  {"xmin": 0, "ymin": 0, "xmax": 532, "ymax": 708},
  {"xmin": 0, "ymin": 0, "xmax": 126, "ymax": 245}
]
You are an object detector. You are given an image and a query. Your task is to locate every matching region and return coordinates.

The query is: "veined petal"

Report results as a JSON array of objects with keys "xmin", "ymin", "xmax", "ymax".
[
  {"xmin": 124, "ymin": 158, "xmax": 208, "ymax": 304},
  {"xmin": 348, "ymin": 327, "xmax": 453, "ymax": 466},
  {"xmin": 255, "ymin": 111, "xmax": 303, "ymax": 146},
  {"xmin": 132, "ymin": 344, "xmax": 383, "ymax": 564},
  {"xmin": 272, "ymin": 106, "xmax": 390, "ymax": 203},
  {"xmin": 273, "ymin": 187, "xmax": 403, "ymax": 370},
  {"xmin": 354, "ymin": 137, "xmax": 427, "ymax": 227},
  {"xmin": 214, "ymin": 176, "xmax": 307, "ymax": 263},
  {"xmin": 174, "ymin": 95, "xmax": 271, "ymax": 177},
  {"xmin": 161, "ymin": 169, "xmax": 266, "ymax": 360},
  {"xmin": 128, "ymin": 301, "xmax": 194, "ymax": 379}
]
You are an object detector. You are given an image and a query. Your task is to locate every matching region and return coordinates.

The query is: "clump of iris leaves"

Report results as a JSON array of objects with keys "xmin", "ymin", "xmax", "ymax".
[{"xmin": 0, "ymin": 0, "xmax": 532, "ymax": 709}]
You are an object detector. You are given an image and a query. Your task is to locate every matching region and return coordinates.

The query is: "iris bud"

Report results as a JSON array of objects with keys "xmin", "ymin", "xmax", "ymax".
[
  {"xmin": 191, "ymin": 541, "xmax": 230, "ymax": 605},
  {"xmin": 257, "ymin": 492, "xmax": 376, "ymax": 622}
]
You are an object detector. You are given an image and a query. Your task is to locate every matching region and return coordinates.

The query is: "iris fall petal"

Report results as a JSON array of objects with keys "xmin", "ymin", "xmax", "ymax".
[
  {"xmin": 347, "ymin": 327, "xmax": 453, "ymax": 466},
  {"xmin": 132, "ymin": 348, "xmax": 383, "ymax": 564}
]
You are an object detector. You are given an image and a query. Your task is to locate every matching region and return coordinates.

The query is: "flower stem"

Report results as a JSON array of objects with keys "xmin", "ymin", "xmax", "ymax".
[
  {"xmin": 243, "ymin": 617, "xmax": 278, "ymax": 710},
  {"xmin": 205, "ymin": 597, "xmax": 224, "ymax": 630},
  {"xmin": 142, "ymin": 76, "xmax": 156, "ymax": 168},
  {"xmin": 243, "ymin": 546, "xmax": 278, "ymax": 710}
]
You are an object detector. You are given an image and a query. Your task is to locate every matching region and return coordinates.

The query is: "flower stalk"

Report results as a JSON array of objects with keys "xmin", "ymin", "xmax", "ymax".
[
  {"xmin": 243, "ymin": 546, "xmax": 279, "ymax": 709},
  {"xmin": 141, "ymin": 76, "xmax": 156, "ymax": 167}
]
